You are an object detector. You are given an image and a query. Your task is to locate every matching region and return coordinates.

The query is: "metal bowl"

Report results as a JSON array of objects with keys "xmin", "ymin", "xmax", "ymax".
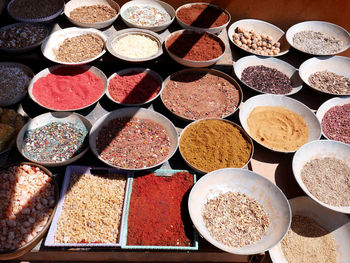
[
  {"xmin": 188, "ymin": 168, "xmax": 291, "ymax": 255},
  {"xmin": 234, "ymin": 55, "xmax": 302, "ymax": 95}
]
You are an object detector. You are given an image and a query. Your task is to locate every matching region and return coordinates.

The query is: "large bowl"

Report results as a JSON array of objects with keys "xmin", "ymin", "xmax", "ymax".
[
  {"xmin": 234, "ymin": 55, "xmax": 303, "ymax": 95},
  {"xmin": 293, "ymin": 140, "xmax": 350, "ymax": 214},
  {"xmin": 16, "ymin": 112, "xmax": 92, "ymax": 167},
  {"xmin": 188, "ymin": 168, "xmax": 291, "ymax": 255},
  {"xmin": 286, "ymin": 21, "xmax": 350, "ymax": 56},
  {"xmin": 64, "ymin": 0, "xmax": 120, "ymax": 29},
  {"xmin": 269, "ymin": 196, "xmax": 350, "ymax": 263}
]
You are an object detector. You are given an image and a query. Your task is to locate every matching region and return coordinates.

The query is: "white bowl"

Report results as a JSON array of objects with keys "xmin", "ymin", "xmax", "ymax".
[
  {"xmin": 41, "ymin": 27, "xmax": 107, "ymax": 65},
  {"xmin": 16, "ymin": 112, "xmax": 91, "ymax": 167},
  {"xmin": 64, "ymin": 0, "xmax": 120, "ymax": 29},
  {"xmin": 234, "ymin": 55, "xmax": 302, "ymax": 95},
  {"xmin": 292, "ymin": 140, "xmax": 350, "ymax": 214},
  {"xmin": 120, "ymin": 0, "xmax": 175, "ymax": 32},
  {"xmin": 286, "ymin": 21, "xmax": 350, "ymax": 55},
  {"xmin": 239, "ymin": 94, "xmax": 321, "ymax": 153},
  {"xmin": 269, "ymin": 196, "xmax": 350, "ymax": 263},
  {"xmin": 299, "ymin": 56, "xmax": 350, "ymax": 95},
  {"xmin": 188, "ymin": 168, "xmax": 291, "ymax": 255},
  {"xmin": 228, "ymin": 19, "xmax": 290, "ymax": 57}
]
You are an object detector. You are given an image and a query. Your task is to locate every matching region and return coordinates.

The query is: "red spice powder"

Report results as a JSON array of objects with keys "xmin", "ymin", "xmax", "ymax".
[
  {"xmin": 127, "ymin": 171, "xmax": 194, "ymax": 246},
  {"xmin": 108, "ymin": 72, "xmax": 161, "ymax": 104},
  {"xmin": 32, "ymin": 67, "xmax": 104, "ymax": 110}
]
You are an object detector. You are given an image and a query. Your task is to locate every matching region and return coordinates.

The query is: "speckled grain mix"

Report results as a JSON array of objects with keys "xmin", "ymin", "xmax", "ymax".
[
  {"xmin": 70, "ymin": 5, "xmax": 117, "ymax": 23},
  {"xmin": 123, "ymin": 6, "xmax": 171, "ymax": 27},
  {"xmin": 308, "ymin": 70, "xmax": 350, "ymax": 95},
  {"xmin": 322, "ymin": 104, "xmax": 350, "ymax": 144}
]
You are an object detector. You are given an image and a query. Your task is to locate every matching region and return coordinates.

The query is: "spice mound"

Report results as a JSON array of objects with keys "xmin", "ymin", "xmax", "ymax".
[
  {"xmin": 177, "ymin": 4, "xmax": 229, "ymax": 28},
  {"xmin": 32, "ymin": 67, "xmax": 105, "ymax": 111},
  {"xmin": 123, "ymin": 6, "xmax": 171, "ymax": 27},
  {"xmin": 166, "ymin": 31, "xmax": 224, "ymax": 61},
  {"xmin": 54, "ymin": 34, "xmax": 104, "ymax": 63},
  {"xmin": 202, "ymin": 191, "xmax": 270, "ymax": 247},
  {"xmin": 70, "ymin": 5, "xmax": 117, "ymax": 23},
  {"xmin": 162, "ymin": 71, "xmax": 240, "ymax": 120},
  {"xmin": 241, "ymin": 65, "xmax": 293, "ymax": 94},
  {"xmin": 0, "ymin": 107, "xmax": 25, "ymax": 152},
  {"xmin": 54, "ymin": 172, "xmax": 126, "ymax": 243},
  {"xmin": 281, "ymin": 215, "xmax": 338, "ymax": 263},
  {"xmin": 322, "ymin": 104, "xmax": 350, "ymax": 143},
  {"xmin": 8, "ymin": 0, "xmax": 62, "ymax": 20},
  {"xmin": 247, "ymin": 106, "xmax": 309, "ymax": 151},
  {"xmin": 22, "ymin": 122, "xmax": 89, "ymax": 163},
  {"xmin": 108, "ymin": 71, "xmax": 161, "ymax": 104},
  {"xmin": 292, "ymin": 30, "xmax": 343, "ymax": 55},
  {"xmin": 180, "ymin": 119, "xmax": 252, "ymax": 172},
  {"xmin": 0, "ymin": 164, "xmax": 56, "ymax": 252},
  {"xmin": 308, "ymin": 70, "xmax": 350, "ymax": 95},
  {"xmin": 127, "ymin": 171, "xmax": 194, "ymax": 246},
  {"xmin": 301, "ymin": 157, "xmax": 350, "ymax": 207},
  {"xmin": 96, "ymin": 117, "xmax": 171, "ymax": 169}
]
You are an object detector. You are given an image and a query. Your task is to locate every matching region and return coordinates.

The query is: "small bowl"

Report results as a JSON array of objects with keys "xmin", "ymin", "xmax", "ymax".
[
  {"xmin": 269, "ymin": 196, "xmax": 350, "ymax": 263},
  {"xmin": 293, "ymin": 140, "xmax": 350, "ymax": 214},
  {"xmin": 89, "ymin": 107, "xmax": 178, "ymax": 171},
  {"xmin": 41, "ymin": 27, "xmax": 107, "ymax": 65},
  {"xmin": 120, "ymin": 0, "xmax": 175, "ymax": 32},
  {"xmin": 286, "ymin": 21, "xmax": 350, "ymax": 56},
  {"xmin": 228, "ymin": 19, "xmax": 290, "ymax": 57},
  {"xmin": 165, "ymin": 29, "xmax": 225, "ymax": 67},
  {"xmin": 16, "ymin": 112, "xmax": 92, "ymax": 167},
  {"xmin": 64, "ymin": 0, "xmax": 120, "ymax": 29},
  {"xmin": 106, "ymin": 28, "xmax": 163, "ymax": 63},
  {"xmin": 175, "ymin": 2, "xmax": 231, "ymax": 34},
  {"xmin": 188, "ymin": 168, "xmax": 291, "ymax": 255},
  {"xmin": 299, "ymin": 56, "xmax": 350, "ymax": 95},
  {"xmin": 107, "ymin": 68, "xmax": 163, "ymax": 106},
  {"xmin": 234, "ymin": 55, "xmax": 303, "ymax": 95},
  {"xmin": 239, "ymin": 94, "xmax": 321, "ymax": 153}
]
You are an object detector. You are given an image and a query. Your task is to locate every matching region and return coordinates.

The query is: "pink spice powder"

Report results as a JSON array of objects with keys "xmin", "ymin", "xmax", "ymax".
[{"xmin": 32, "ymin": 67, "xmax": 104, "ymax": 110}]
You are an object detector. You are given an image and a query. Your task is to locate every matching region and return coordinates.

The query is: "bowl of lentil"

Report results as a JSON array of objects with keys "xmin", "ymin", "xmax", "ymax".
[
  {"xmin": 299, "ymin": 56, "xmax": 350, "ymax": 95},
  {"xmin": 188, "ymin": 168, "xmax": 291, "ymax": 255},
  {"xmin": 165, "ymin": 29, "xmax": 226, "ymax": 67},
  {"xmin": 293, "ymin": 140, "xmax": 350, "ymax": 214},
  {"xmin": 179, "ymin": 119, "xmax": 253, "ymax": 174},
  {"xmin": 269, "ymin": 196, "xmax": 350, "ymax": 263},
  {"xmin": 175, "ymin": 2, "xmax": 231, "ymax": 34},
  {"xmin": 234, "ymin": 55, "xmax": 303, "ymax": 95},
  {"xmin": 16, "ymin": 112, "xmax": 92, "ymax": 167},
  {"xmin": 64, "ymin": 0, "xmax": 120, "ymax": 29},
  {"xmin": 120, "ymin": 0, "xmax": 175, "ymax": 32},
  {"xmin": 286, "ymin": 21, "xmax": 350, "ymax": 56},
  {"xmin": 227, "ymin": 19, "xmax": 290, "ymax": 57},
  {"xmin": 89, "ymin": 107, "xmax": 178, "ymax": 171},
  {"xmin": 239, "ymin": 94, "xmax": 321, "ymax": 153},
  {"xmin": 161, "ymin": 68, "xmax": 242, "ymax": 121},
  {"xmin": 41, "ymin": 27, "xmax": 107, "ymax": 65},
  {"xmin": 106, "ymin": 28, "xmax": 163, "ymax": 63}
]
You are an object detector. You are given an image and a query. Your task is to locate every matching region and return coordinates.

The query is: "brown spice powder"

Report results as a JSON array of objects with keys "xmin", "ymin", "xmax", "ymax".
[{"xmin": 70, "ymin": 5, "xmax": 117, "ymax": 24}]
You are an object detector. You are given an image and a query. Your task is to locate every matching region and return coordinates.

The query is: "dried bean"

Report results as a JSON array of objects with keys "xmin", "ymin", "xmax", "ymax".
[
  {"xmin": 308, "ymin": 70, "xmax": 350, "ymax": 95},
  {"xmin": 322, "ymin": 104, "xmax": 350, "ymax": 143}
]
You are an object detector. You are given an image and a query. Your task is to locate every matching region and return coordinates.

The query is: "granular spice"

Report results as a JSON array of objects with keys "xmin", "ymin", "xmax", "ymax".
[
  {"xmin": 301, "ymin": 157, "xmax": 350, "ymax": 207},
  {"xmin": 8, "ymin": 0, "xmax": 62, "ymax": 19},
  {"xmin": 308, "ymin": 70, "xmax": 350, "ymax": 95},
  {"xmin": 127, "ymin": 171, "xmax": 193, "ymax": 246},
  {"xmin": 281, "ymin": 215, "xmax": 337, "ymax": 263},
  {"xmin": 322, "ymin": 103, "xmax": 350, "ymax": 143},
  {"xmin": 123, "ymin": 6, "xmax": 171, "ymax": 27},
  {"xmin": 96, "ymin": 118, "xmax": 171, "ymax": 169},
  {"xmin": 162, "ymin": 71, "xmax": 240, "ymax": 120},
  {"xmin": 70, "ymin": 5, "xmax": 117, "ymax": 23},
  {"xmin": 179, "ymin": 119, "xmax": 252, "ymax": 172}
]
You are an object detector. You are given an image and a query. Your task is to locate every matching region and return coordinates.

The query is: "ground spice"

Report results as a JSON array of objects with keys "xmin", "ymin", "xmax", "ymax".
[
  {"xmin": 247, "ymin": 106, "xmax": 309, "ymax": 151},
  {"xmin": 123, "ymin": 6, "xmax": 171, "ymax": 27},
  {"xmin": 308, "ymin": 70, "xmax": 350, "ymax": 95},
  {"xmin": 281, "ymin": 215, "xmax": 338, "ymax": 263},
  {"xmin": 8, "ymin": 0, "xmax": 62, "ymax": 19},
  {"xmin": 322, "ymin": 104, "xmax": 350, "ymax": 143},
  {"xmin": 179, "ymin": 119, "xmax": 252, "ymax": 172},
  {"xmin": 32, "ymin": 67, "xmax": 104, "ymax": 111},
  {"xmin": 70, "ymin": 5, "xmax": 117, "ymax": 23},
  {"xmin": 96, "ymin": 117, "xmax": 171, "ymax": 169},
  {"xmin": 162, "ymin": 71, "xmax": 240, "ymax": 120},
  {"xmin": 166, "ymin": 31, "xmax": 224, "ymax": 61},
  {"xmin": 301, "ymin": 157, "xmax": 350, "ymax": 207},
  {"xmin": 108, "ymin": 72, "xmax": 161, "ymax": 104},
  {"xmin": 127, "ymin": 171, "xmax": 193, "ymax": 246}
]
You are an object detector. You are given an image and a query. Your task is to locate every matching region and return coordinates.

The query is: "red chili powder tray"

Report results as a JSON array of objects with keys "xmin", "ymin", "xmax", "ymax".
[{"xmin": 121, "ymin": 169, "xmax": 198, "ymax": 250}]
